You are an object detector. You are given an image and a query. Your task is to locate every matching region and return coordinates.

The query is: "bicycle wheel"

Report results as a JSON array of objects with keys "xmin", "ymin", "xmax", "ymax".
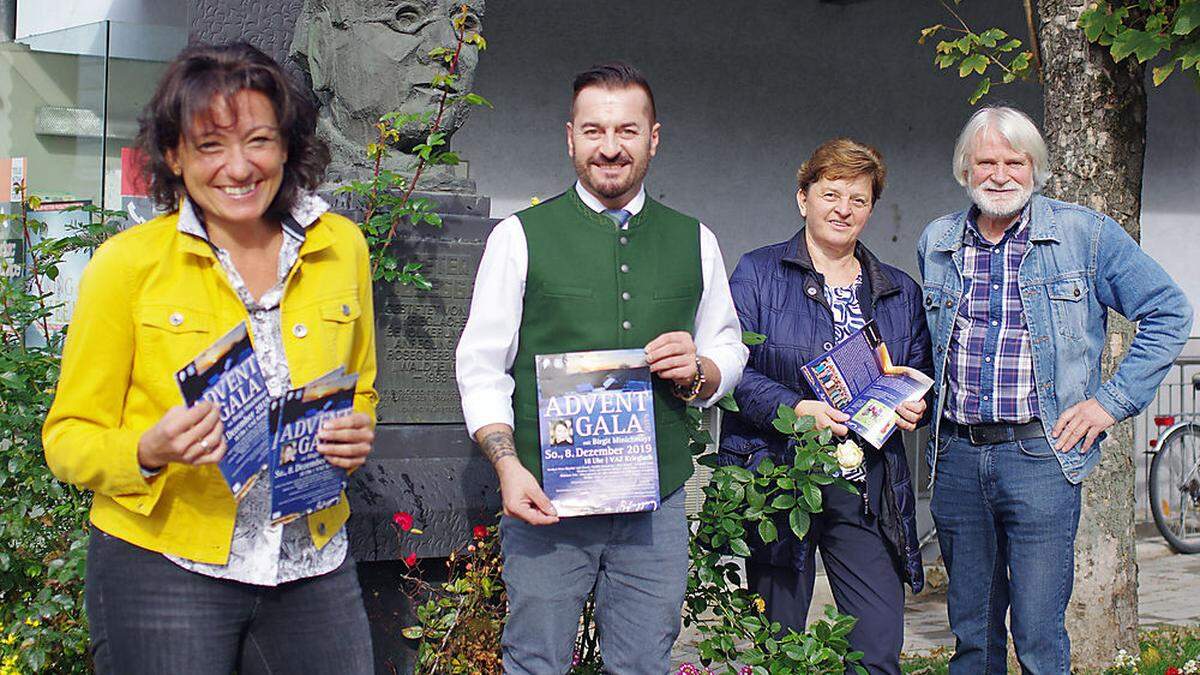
[{"xmin": 1149, "ymin": 423, "xmax": 1200, "ymax": 554}]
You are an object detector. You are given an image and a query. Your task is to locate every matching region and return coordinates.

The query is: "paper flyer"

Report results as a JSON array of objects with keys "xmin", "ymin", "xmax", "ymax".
[
  {"xmin": 267, "ymin": 369, "xmax": 357, "ymax": 524},
  {"xmin": 800, "ymin": 321, "xmax": 933, "ymax": 448},
  {"xmin": 535, "ymin": 349, "xmax": 659, "ymax": 517},
  {"xmin": 176, "ymin": 322, "xmax": 272, "ymax": 499}
]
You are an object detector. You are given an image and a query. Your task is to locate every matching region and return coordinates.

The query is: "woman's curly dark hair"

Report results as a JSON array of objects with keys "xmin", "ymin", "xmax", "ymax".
[{"xmin": 135, "ymin": 41, "xmax": 329, "ymax": 214}]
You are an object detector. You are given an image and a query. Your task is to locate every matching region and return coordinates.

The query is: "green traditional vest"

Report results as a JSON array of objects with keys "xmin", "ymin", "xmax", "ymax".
[{"xmin": 511, "ymin": 187, "xmax": 702, "ymax": 497}]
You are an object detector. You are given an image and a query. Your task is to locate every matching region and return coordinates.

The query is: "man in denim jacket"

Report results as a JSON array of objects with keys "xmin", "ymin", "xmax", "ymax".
[{"xmin": 917, "ymin": 106, "xmax": 1192, "ymax": 674}]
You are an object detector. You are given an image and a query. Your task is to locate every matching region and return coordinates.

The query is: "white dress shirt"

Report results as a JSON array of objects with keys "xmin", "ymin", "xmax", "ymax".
[{"xmin": 456, "ymin": 182, "xmax": 748, "ymax": 437}]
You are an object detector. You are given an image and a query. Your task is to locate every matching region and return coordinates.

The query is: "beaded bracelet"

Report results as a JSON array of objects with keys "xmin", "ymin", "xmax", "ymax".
[{"xmin": 673, "ymin": 357, "xmax": 706, "ymax": 402}]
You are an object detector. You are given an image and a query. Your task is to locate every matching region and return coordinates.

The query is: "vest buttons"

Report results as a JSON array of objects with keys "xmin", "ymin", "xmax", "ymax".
[
  {"xmin": 619, "ymin": 236, "xmax": 628, "ymax": 245},
  {"xmin": 806, "ymin": 287, "xmax": 817, "ymax": 296},
  {"xmin": 317, "ymin": 522, "xmax": 327, "ymax": 535},
  {"xmin": 168, "ymin": 312, "xmax": 184, "ymax": 326},
  {"xmin": 622, "ymin": 320, "xmax": 632, "ymax": 330},
  {"xmin": 620, "ymin": 264, "xmax": 629, "ymax": 273},
  {"xmin": 823, "ymin": 342, "xmax": 833, "ymax": 351},
  {"xmin": 622, "ymin": 292, "xmax": 631, "ymax": 301},
  {"xmin": 342, "ymin": 303, "xmax": 351, "ymax": 316},
  {"xmin": 293, "ymin": 323, "xmax": 308, "ymax": 338},
  {"xmin": 945, "ymin": 299, "xmax": 954, "ymax": 308}
]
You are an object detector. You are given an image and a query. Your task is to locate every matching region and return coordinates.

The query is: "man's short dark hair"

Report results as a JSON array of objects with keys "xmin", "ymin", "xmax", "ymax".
[{"xmin": 571, "ymin": 62, "xmax": 656, "ymax": 122}]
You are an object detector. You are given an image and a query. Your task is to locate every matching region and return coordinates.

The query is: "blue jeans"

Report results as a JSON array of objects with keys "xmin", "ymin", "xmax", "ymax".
[
  {"xmin": 85, "ymin": 526, "xmax": 373, "ymax": 674},
  {"xmin": 499, "ymin": 488, "xmax": 689, "ymax": 674},
  {"xmin": 931, "ymin": 435, "xmax": 1081, "ymax": 674}
]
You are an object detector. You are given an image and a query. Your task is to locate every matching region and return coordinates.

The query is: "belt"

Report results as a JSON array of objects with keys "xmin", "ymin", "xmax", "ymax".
[{"xmin": 941, "ymin": 418, "xmax": 1044, "ymax": 445}]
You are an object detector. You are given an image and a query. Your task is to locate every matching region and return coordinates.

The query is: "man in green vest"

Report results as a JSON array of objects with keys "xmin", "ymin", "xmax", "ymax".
[{"xmin": 455, "ymin": 62, "xmax": 747, "ymax": 672}]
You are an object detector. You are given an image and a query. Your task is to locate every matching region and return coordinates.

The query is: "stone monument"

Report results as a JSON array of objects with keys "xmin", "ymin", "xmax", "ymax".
[{"xmin": 289, "ymin": 0, "xmax": 484, "ymax": 189}]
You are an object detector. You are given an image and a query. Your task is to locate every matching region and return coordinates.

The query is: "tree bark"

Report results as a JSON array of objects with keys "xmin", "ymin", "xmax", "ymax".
[{"xmin": 1035, "ymin": 1, "xmax": 1146, "ymax": 669}]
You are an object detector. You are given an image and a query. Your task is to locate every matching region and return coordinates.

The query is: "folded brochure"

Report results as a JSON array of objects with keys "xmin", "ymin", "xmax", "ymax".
[
  {"xmin": 799, "ymin": 321, "xmax": 933, "ymax": 449},
  {"xmin": 268, "ymin": 368, "xmax": 357, "ymax": 525},
  {"xmin": 175, "ymin": 322, "xmax": 271, "ymax": 500}
]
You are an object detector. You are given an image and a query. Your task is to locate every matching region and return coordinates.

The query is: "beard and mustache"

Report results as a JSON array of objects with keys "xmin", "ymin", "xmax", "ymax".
[
  {"xmin": 574, "ymin": 150, "xmax": 650, "ymax": 201},
  {"xmin": 967, "ymin": 178, "xmax": 1034, "ymax": 220}
]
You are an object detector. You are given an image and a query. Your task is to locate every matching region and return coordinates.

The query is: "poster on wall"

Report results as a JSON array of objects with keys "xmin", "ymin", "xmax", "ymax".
[
  {"xmin": 31, "ymin": 199, "xmax": 92, "ymax": 336},
  {"xmin": 1, "ymin": 158, "xmax": 28, "ymax": 280},
  {"xmin": 120, "ymin": 147, "xmax": 157, "ymax": 223}
]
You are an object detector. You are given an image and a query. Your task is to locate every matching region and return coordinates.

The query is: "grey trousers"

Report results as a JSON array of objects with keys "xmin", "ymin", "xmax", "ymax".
[{"xmin": 499, "ymin": 488, "xmax": 689, "ymax": 674}]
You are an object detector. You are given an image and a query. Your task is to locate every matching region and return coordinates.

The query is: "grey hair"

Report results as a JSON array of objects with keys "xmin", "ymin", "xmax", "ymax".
[{"xmin": 952, "ymin": 106, "xmax": 1051, "ymax": 190}]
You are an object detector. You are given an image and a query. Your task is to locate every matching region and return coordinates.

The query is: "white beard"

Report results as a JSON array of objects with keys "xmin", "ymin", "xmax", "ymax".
[{"xmin": 967, "ymin": 180, "xmax": 1033, "ymax": 220}]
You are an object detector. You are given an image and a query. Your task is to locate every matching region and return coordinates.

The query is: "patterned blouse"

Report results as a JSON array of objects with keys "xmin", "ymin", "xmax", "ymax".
[
  {"xmin": 164, "ymin": 195, "xmax": 348, "ymax": 586},
  {"xmin": 824, "ymin": 272, "xmax": 866, "ymax": 343}
]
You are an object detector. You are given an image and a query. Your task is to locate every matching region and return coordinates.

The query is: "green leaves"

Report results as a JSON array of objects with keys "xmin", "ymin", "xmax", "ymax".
[
  {"xmin": 1079, "ymin": 0, "xmax": 1200, "ymax": 86},
  {"xmin": 1111, "ymin": 28, "xmax": 1173, "ymax": 63},
  {"xmin": 1, "ymin": 185, "xmax": 104, "ymax": 673},
  {"xmin": 742, "ymin": 330, "xmax": 767, "ymax": 346}
]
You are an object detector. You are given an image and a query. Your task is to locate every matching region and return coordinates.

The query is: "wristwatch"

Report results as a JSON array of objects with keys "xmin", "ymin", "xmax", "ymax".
[{"xmin": 673, "ymin": 357, "xmax": 706, "ymax": 402}]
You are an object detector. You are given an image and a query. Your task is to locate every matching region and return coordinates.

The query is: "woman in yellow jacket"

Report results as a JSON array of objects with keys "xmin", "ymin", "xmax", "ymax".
[{"xmin": 43, "ymin": 42, "xmax": 377, "ymax": 674}]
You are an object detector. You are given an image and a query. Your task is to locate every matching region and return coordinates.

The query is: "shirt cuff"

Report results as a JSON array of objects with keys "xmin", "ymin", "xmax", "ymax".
[
  {"xmin": 461, "ymin": 391, "xmax": 515, "ymax": 438},
  {"xmin": 696, "ymin": 345, "xmax": 748, "ymax": 408}
]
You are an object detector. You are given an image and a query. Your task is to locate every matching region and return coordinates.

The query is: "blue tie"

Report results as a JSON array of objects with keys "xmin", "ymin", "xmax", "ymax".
[{"xmin": 602, "ymin": 208, "xmax": 632, "ymax": 229}]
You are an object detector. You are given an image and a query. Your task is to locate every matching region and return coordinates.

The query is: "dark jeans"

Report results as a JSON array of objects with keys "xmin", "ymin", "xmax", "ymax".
[
  {"xmin": 85, "ymin": 526, "xmax": 373, "ymax": 675},
  {"xmin": 747, "ymin": 454, "xmax": 905, "ymax": 675},
  {"xmin": 931, "ymin": 435, "xmax": 1081, "ymax": 674}
]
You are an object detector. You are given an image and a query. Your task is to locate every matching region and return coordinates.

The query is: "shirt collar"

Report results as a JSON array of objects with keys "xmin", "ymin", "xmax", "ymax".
[
  {"xmin": 964, "ymin": 200, "xmax": 1032, "ymax": 245},
  {"xmin": 573, "ymin": 181, "xmax": 646, "ymax": 216},
  {"xmin": 177, "ymin": 192, "xmax": 330, "ymax": 242}
]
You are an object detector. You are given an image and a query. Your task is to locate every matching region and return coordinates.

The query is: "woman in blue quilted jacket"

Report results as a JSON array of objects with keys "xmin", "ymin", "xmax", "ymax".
[{"xmin": 718, "ymin": 138, "xmax": 933, "ymax": 675}]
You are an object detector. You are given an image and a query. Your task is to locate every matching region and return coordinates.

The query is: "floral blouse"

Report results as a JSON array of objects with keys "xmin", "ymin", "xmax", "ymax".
[{"xmin": 164, "ymin": 195, "xmax": 347, "ymax": 586}]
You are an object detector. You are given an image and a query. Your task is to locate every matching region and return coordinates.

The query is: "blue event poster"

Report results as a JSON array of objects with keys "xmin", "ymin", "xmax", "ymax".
[
  {"xmin": 175, "ymin": 322, "xmax": 271, "ymax": 500},
  {"xmin": 268, "ymin": 369, "xmax": 357, "ymax": 525},
  {"xmin": 535, "ymin": 349, "xmax": 659, "ymax": 517},
  {"xmin": 800, "ymin": 321, "xmax": 933, "ymax": 448}
]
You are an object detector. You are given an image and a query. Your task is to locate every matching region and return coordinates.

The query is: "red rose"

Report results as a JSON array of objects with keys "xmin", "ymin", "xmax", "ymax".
[
  {"xmin": 1166, "ymin": 668, "xmax": 1181, "ymax": 675},
  {"xmin": 473, "ymin": 525, "xmax": 488, "ymax": 540},
  {"xmin": 403, "ymin": 552, "xmax": 417, "ymax": 567},
  {"xmin": 392, "ymin": 511, "xmax": 414, "ymax": 532}
]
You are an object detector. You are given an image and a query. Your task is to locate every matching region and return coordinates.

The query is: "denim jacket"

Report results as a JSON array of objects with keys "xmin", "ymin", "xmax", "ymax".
[{"xmin": 917, "ymin": 193, "xmax": 1193, "ymax": 484}]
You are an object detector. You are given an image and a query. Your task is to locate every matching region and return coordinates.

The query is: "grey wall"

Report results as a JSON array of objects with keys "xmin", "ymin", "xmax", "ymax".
[
  {"xmin": 453, "ymin": 1, "xmax": 1197, "ymax": 334},
  {"xmin": 185, "ymin": 0, "xmax": 1199, "ymax": 333},
  {"xmin": 454, "ymin": 1, "xmax": 1044, "ymax": 279},
  {"xmin": 16, "ymin": 0, "xmax": 186, "ymax": 37}
]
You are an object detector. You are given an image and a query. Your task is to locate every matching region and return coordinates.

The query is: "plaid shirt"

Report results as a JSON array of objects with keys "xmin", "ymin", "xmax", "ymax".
[{"xmin": 944, "ymin": 205, "xmax": 1041, "ymax": 424}]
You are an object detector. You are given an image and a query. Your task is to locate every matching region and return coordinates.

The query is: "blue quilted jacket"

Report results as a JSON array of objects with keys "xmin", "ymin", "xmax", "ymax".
[{"xmin": 718, "ymin": 229, "xmax": 930, "ymax": 593}]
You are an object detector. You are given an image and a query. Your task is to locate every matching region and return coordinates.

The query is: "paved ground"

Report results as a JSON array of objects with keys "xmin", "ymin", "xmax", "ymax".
[{"xmin": 672, "ymin": 532, "xmax": 1200, "ymax": 665}]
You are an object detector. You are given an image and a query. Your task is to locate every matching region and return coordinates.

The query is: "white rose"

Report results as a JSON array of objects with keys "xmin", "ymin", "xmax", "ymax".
[{"xmin": 835, "ymin": 439, "xmax": 864, "ymax": 471}]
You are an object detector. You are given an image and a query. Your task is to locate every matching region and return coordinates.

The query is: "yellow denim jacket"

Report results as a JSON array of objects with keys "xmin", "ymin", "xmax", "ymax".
[{"xmin": 43, "ymin": 209, "xmax": 378, "ymax": 565}]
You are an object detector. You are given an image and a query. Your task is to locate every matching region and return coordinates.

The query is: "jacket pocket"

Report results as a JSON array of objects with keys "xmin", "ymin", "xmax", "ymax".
[
  {"xmin": 134, "ymin": 303, "xmax": 215, "ymax": 373},
  {"xmin": 1048, "ymin": 277, "xmax": 1088, "ymax": 340},
  {"xmin": 317, "ymin": 295, "xmax": 362, "ymax": 368}
]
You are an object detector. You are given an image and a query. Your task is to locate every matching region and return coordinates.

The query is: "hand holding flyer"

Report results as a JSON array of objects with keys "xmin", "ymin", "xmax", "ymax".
[
  {"xmin": 175, "ymin": 322, "xmax": 271, "ymax": 500},
  {"xmin": 268, "ymin": 368, "xmax": 357, "ymax": 524},
  {"xmin": 535, "ymin": 349, "xmax": 659, "ymax": 517},
  {"xmin": 800, "ymin": 321, "xmax": 933, "ymax": 448}
]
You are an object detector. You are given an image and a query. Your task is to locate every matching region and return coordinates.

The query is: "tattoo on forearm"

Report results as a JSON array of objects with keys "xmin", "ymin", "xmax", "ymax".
[{"xmin": 479, "ymin": 430, "xmax": 517, "ymax": 466}]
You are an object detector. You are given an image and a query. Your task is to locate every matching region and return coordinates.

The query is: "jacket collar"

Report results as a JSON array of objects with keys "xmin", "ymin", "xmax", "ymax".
[
  {"xmin": 175, "ymin": 193, "xmax": 334, "ymax": 258},
  {"xmin": 932, "ymin": 192, "xmax": 1060, "ymax": 252},
  {"xmin": 781, "ymin": 227, "xmax": 899, "ymax": 301}
]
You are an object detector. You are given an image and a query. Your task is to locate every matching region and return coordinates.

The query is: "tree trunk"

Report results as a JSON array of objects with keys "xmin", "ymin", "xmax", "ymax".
[{"xmin": 1035, "ymin": 1, "xmax": 1146, "ymax": 669}]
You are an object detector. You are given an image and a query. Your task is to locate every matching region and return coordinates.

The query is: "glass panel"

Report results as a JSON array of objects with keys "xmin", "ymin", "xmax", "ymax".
[{"xmin": 0, "ymin": 20, "xmax": 185, "ymax": 332}]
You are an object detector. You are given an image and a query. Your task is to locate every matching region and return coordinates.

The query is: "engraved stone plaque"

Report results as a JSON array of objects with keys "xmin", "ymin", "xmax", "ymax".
[{"xmin": 361, "ymin": 192, "xmax": 495, "ymax": 424}]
